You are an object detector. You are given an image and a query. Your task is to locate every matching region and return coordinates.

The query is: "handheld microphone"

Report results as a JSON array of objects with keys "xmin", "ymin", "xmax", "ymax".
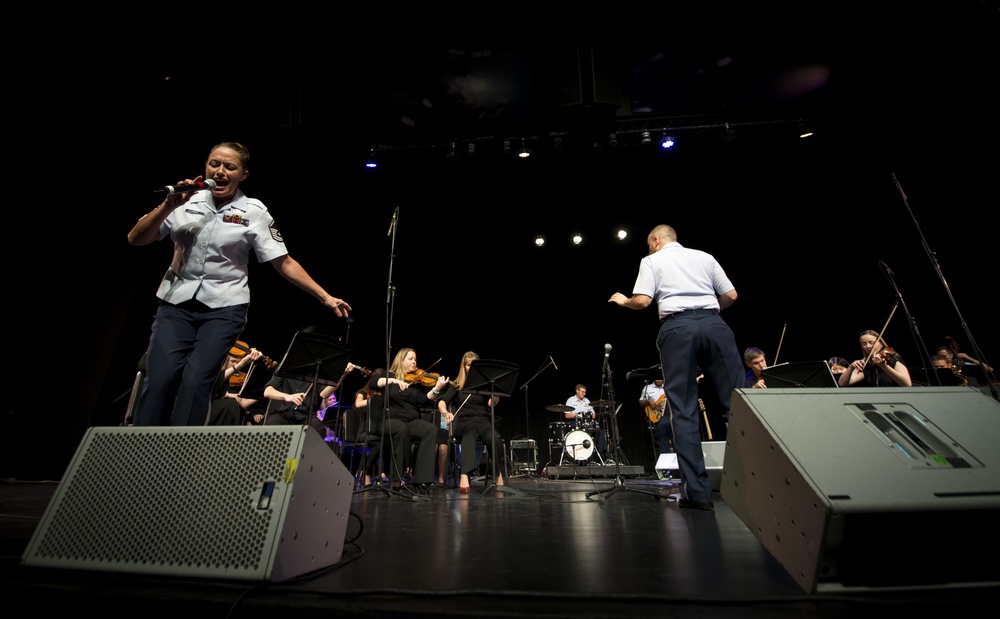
[
  {"xmin": 154, "ymin": 179, "xmax": 217, "ymax": 194},
  {"xmin": 604, "ymin": 343, "xmax": 612, "ymax": 363},
  {"xmin": 550, "ymin": 355, "xmax": 559, "ymax": 370}
]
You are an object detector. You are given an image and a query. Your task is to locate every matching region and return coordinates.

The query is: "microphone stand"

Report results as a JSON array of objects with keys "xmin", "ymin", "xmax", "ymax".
[
  {"xmin": 587, "ymin": 357, "xmax": 661, "ymax": 503},
  {"xmin": 892, "ymin": 174, "xmax": 998, "ymax": 399},
  {"xmin": 880, "ymin": 262, "xmax": 938, "ymax": 386},
  {"xmin": 519, "ymin": 356, "xmax": 556, "ymax": 449},
  {"xmin": 360, "ymin": 206, "xmax": 423, "ymax": 501}
]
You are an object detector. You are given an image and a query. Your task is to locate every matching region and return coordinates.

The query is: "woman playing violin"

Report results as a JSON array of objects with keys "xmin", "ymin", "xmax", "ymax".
[
  {"xmin": 208, "ymin": 347, "xmax": 263, "ymax": 425},
  {"xmin": 839, "ymin": 329, "xmax": 912, "ymax": 387},
  {"xmin": 367, "ymin": 348, "xmax": 450, "ymax": 493}
]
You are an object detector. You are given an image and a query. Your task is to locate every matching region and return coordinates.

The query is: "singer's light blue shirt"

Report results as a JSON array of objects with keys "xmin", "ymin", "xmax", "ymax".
[{"xmin": 153, "ymin": 189, "xmax": 287, "ymax": 308}]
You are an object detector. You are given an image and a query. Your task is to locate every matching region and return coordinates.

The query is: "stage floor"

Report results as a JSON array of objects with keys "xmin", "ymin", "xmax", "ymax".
[{"xmin": 3, "ymin": 468, "xmax": 999, "ymax": 618}]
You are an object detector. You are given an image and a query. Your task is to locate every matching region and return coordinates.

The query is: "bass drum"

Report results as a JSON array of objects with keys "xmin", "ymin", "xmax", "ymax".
[{"xmin": 563, "ymin": 429, "xmax": 595, "ymax": 462}]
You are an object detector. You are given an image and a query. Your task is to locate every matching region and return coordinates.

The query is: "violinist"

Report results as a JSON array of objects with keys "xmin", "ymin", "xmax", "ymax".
[
  {"xmin": 367, "ymin": 348, "xmax": 449, "ymax": 493},
  {"xmin": 839, "ymin": 329, "xmax": 912, "ymax": 387},
  {"xmin": 263, "ymin": 325, "xmax": 360, "ymax": 444},
  {"xmin": 208, "ymin": 347, "xmax": 263, "ymax": 425},
  {"xmin": 437, "ymin": 351, "xmax": 506, "ymax": 493}
]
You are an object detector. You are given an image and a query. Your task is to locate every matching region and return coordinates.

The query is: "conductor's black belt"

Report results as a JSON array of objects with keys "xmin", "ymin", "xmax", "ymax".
[{"xmin": 660, "ymin": 308, "xmax": 719, "ymax": 323}]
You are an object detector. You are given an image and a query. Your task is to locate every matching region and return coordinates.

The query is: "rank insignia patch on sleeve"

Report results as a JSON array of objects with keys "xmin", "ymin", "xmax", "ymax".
[{"xmin": 269, "ymin": 221, "xmax": 284, "ymax": 243}]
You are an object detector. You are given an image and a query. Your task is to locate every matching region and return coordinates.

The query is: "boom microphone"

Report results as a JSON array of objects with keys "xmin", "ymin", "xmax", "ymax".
[
  {"xmin": 154, "ymin": 179, "xmax": 217, "ymax": 194},
  {"xmin": 550, "ymin": 355, "xmax": 558, "ymax": 370}
]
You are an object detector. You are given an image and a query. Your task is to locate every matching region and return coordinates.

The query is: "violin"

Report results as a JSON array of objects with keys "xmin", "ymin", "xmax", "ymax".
[
  {"xmin": 404, "ymin": 369, "xmax": 443, "ymax": 388},
  {"xmin": 229, "ymin": 340, "xmax": 278, "ymax": 369},
  {"xmin": 877, "ymin": 347, "xmax": 900, "ymax": 366},
  {"xmin": 228, "ymin": 340, "xmax": 278, "ymax": 388}
]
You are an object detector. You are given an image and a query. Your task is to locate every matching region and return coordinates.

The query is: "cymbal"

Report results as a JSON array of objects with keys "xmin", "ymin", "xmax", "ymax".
[
  {"xmin": 545, "ymin": 404, "xmax": 575, "ymax": 413},
  {"xmin": 590, "ymin": 400, "xmax": 611, "ymax": 408}
]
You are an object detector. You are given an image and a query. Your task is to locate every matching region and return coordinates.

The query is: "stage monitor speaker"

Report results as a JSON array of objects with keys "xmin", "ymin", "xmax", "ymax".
[
  {"xmin": 22, "ymin": 425, "xmax": 354, "ymax": 582},
  {"xmin": 703, "ymin": 441, "xmax": 726, "ymax": 491},
  {"xmin": 654, "ymin": 443, "xmax": 724, "ymax": 487},
  {"xmin": 722, "ymin": 387, "xmax": 1000, "ymax": 593}
]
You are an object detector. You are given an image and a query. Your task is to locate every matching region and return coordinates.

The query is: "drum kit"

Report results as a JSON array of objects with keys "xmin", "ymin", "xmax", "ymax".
[{"xmin": 543, "ymin": 401, "xmax": 610, "ymax": 465}]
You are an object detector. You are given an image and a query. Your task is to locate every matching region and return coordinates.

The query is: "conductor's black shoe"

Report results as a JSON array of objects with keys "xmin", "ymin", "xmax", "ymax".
[{"xmin": 677, "ymin": 498, "xmax": 715, "ymax": 510}]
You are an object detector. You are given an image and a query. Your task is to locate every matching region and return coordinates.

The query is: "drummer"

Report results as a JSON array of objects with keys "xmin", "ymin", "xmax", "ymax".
[{"xmin": 564, "ymin": 384, "xmax": 609, "ymax": 463}]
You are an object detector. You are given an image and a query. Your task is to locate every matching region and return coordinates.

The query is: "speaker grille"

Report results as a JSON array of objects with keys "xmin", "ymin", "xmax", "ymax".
[{"xmin": 23, "ymin": 426, "xmax": 351, "ymax": 580}]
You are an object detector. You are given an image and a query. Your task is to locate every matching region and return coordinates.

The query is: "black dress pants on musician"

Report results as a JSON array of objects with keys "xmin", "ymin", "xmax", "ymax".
[
  {"xmin": 380, "ymin": 417, "xmax": 437, "ymax": 484},
  {"xmin": 656, "ymin": 309, "xmax": 744, "ymax": 503}
]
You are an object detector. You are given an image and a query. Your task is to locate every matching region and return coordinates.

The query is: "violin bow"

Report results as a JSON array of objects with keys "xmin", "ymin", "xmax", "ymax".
[
  {"xmin": 772, "ymin": 323, "xmax": 787, "ymax": 366},
  {"xmin": 864, "ymin": 302, "xmax": 900, "ymax": 366}
]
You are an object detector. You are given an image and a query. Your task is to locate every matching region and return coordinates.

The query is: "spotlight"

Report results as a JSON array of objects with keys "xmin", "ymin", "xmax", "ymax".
[
  {"xmin": 519, "ymin": 139, "xmax": 531, "ymax": 158},
  {"xmin": 798, "ymin": 125, "xmax": 814, "ymax": 139},
  {"xmin": 608, "ymin": 133, "xmax": 618, "ymax": 147},
  {"xmin": 722, "ymin": 124, "xmax": 738, "ymax": 143},
  {"xmin": 503, "ymin": 140, "xmax": 512, "ymax": 155},
  {"xmin": 572, "ymin": 233, "xmax": 583, "ymax": 245},
  {"xmin": 660, "ymin": 133, "xmax": 676, "ymax": 149},
  {"xmin": 467, "ymin": 143, "xmax": 476, "ymax": 156},
  {"xmin": 641, "ymin": 131, "xmax": 651, "ymax": 145},
  {"xmin": 365, "ymin": 147, "xmax": 379, "ymax": 169},
  {"xmin": 446, "ymin": 142, "xmax": 458, "ymax": 162},
  {"xmin": 616, "ymin": 229, "xmax": 628, "ymax": 240},
  {"xmin": 535, "ymin": 235, "xmax": 545, "ymax": 247}
]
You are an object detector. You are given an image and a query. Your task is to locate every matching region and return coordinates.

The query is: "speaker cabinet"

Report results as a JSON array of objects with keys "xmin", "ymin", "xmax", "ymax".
[
  {"xmin": 546, "ymin": 48, "xmax": 622, "ymax": 111},
  {"xmin": 722, "ymin": 387, "xmax": 1000, "ymax": 593},
  {"xmin": 22, "ymin": 425, "xmax": 354, "ymax": 581}
]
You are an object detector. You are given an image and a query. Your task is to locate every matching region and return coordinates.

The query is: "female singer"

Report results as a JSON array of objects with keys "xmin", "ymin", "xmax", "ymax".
[
  {"xmin": 437, "ymin": 351, "xmax": 506, "ymax": 493},
  {"xmin": 839, "ymin": 329, "xmax": 912, "ymax": 387},
  {"xmin": 367, "ymin": 348, "xmax": 449, "ymax": 493}
]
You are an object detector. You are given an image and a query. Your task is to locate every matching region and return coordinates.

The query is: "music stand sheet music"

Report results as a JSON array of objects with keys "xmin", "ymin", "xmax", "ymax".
[{"xmin": 760, "ymin": 361, "xmax": 840, "ymax": 388}]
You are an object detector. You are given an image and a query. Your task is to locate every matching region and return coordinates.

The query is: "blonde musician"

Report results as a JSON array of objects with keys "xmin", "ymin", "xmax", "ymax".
[
  {"xmin": 839, "ymin": 329, "xmax": 912, "ymax": 387},
  {"xmin": 640, "ymin": 378, "xmax": 672, "ymax": 454}
]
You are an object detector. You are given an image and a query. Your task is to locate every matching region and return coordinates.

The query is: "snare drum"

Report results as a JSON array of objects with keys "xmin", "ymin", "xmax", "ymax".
[{"xmin": 549, "ymin": 421, "xmax": 570, "ymax": 445}]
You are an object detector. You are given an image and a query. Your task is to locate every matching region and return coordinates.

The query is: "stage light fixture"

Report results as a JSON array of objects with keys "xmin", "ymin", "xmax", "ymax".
[
  {"xmin": 519, "ymin": 139, "xmax": 531, "ymax": 158},
  {"xmin": 660, "ymin": 133, "xmax": 676, "ymax": 149},
  {"xmin": 616, "ymin": 229, "xmax": 628, "ymax": 240},
  {"xmin": 446, "ymin": 142, "xmax": 458, "ymax": 162},
  {"xmin": 535, "ymin": 235, "xmax": 545, "ymax": 247},
  {"xmin": 641, "ymin": 131, "xmax": 651, "ymax": 145},
  {"xmin": 798, "ymin": 125, "xmax": 814, "ymax": 139},
  {"xmin": 608, "ymin": 133, "xmax": 618, "ymax": 147},
  {"xmin": 722, "ymin": 124, "xmax": 738, "ymax": 143},
  {"xmin": 503, "ymin": 140, "xmax": 512, "ymax": 154},
  {"xmin": 467, "ymin": 143, "xmax": 476, "ymax": 156},
  {"xmin": 553, "ymin": 136, "xmax": 563, "ymax": 150},
  {"xmin": 365, "ymin": 147, "xmax": 379, "ymax": 169},
  {"xmin": 572, "ymin": 233, "xmax": 583, "ymax": 245}
]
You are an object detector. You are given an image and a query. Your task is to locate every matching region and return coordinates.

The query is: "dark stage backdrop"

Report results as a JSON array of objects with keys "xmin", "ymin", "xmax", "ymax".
[{"xmin": 5, "ymin": 13, "xmax": 998, "ymax": 479}]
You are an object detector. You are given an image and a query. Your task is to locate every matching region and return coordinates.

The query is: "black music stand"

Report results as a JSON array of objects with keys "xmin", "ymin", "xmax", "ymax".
[
  {"xmin": 464, "ymin": 359, "xmax": 520, "ymax": 497},
  {"xmin": 273, "ymin": 331, "xmax": 351, "ymax": 418},
  {"xmin": 760, "ymin": 361, "xmax": 839, "ymax": 388},
  {"xmin": 237, "ymin": 363, "xmax": 274, "ymax": 400},
  {"xmin": 237, "ymin": 363, "xmax": 274, "ymax": 424}
]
